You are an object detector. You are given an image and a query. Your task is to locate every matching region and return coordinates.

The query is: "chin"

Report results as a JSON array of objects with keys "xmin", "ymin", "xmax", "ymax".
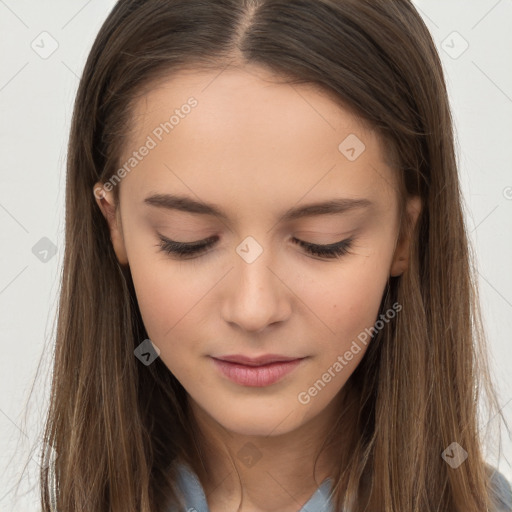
[{"xmin": 208, "ymin": 403, "xmax": 312, "ymax": 438}]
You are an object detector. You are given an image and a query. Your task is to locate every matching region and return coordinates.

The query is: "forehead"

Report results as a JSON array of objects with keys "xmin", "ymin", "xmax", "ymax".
[
  {"xmin": 119, "ymin": 64, "xmax": 398, "ymax": 216},
  {"xmin": 127, "ymin": 64, "xmax": 374, "ymax": 147}
]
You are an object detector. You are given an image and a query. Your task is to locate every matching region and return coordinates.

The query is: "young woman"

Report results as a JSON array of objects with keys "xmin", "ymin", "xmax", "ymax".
[{"xmin": 38, "ymin": 0, "xmax": 512, "ymax": 511}]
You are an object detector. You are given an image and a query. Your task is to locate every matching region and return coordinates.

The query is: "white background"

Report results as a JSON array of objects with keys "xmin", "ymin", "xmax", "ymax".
[{"xmin": 0, "ymin": 1, "xmax": 511, "ymax": 509}]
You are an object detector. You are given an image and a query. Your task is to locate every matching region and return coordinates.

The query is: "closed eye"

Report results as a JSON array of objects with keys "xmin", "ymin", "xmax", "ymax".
[
  {"xmin": 155, "ymin": 234, "xmax": 355, "ymax": 260},
  {"xmin": 291, "ymin": 237, "xmax": 354, "ymax": 259}
]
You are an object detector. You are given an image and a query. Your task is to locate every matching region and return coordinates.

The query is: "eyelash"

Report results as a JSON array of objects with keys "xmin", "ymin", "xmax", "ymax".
[{"xmin": 156, "ymin": 234, "xmax": 354, "ymax": 260}]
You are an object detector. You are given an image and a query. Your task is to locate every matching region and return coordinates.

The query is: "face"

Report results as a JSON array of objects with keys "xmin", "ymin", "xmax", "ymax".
[{"xmin": 95, "ymin": 64, "xmax": 419, "ymax": 437}]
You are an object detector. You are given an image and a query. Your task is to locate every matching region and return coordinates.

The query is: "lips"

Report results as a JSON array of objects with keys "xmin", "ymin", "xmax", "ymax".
[
  {"xmin": 214, "ymin": 354, "xmax": 302, "ymax": 366},
  {"xmin": 211, "ymin": 355, "xmax": 305, "ymax": 387}
]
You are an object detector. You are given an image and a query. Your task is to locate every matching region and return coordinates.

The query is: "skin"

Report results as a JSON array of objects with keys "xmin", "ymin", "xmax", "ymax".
[{"xmin": 95, "ymin": 64, "xmax": 421, "ymax": 512}]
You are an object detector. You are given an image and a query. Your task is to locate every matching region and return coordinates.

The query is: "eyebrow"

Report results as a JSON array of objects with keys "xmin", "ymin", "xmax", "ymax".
[{"xmin": 143, "ymin": 193, "xmax": 374, "ymax": 223}]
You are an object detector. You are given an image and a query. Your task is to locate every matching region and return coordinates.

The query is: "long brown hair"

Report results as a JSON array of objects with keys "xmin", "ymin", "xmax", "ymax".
[{"xmin": 30, "ymin": 0, "xmax": 508, "ymax": 510}]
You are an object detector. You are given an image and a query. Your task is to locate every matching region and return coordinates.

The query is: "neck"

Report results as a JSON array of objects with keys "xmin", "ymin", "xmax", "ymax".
[{"xmin": 185, "ymin": 385, "xmax": 359, "ymax": 512}]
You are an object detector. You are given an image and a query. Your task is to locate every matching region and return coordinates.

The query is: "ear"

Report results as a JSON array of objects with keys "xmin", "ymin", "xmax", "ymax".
[
  {"xmin": 93, "ymin": 182, "xmax": 129, "ymax": 266},
  {"xmin": 390, "ymin": 195, "xmax": 422, "ymax": 277}
]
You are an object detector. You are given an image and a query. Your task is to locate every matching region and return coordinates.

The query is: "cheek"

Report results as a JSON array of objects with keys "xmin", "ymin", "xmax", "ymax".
[
  {"xmin": 130, "ymin": 261, "xmax": 210, "ymax": 384},
  {"xmin": 134, "ymin": 272, "xmax": 205, "ymax": 346},
  {"xmin": 125, "ymin": 237, "xmax": 206, "ymax": 351},
  {"xmin": 296, "ymin": 252, "xmax": 391, "ymax": 399},
  {"xmin": 295, "ymin": 261, "xmax": 389, "ymax": 411},
  {"xmin": 303, "ymin": 252, "xmax": 390, "ymax": 344},
  {"xmin": 341, "ymin": 266, "xmax": 388, "ymax": 332}
]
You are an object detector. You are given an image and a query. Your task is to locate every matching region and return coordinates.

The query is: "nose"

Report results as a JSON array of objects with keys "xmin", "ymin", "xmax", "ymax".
[{"xmin": 220, "ymin": 248, "xmax": 292, "ymax": 334}]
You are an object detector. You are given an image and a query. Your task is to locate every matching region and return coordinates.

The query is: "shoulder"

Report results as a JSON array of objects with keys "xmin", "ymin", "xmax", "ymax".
[{"xmin": 489, "ymin": 467, "xmax": 512, "ymax": 512}]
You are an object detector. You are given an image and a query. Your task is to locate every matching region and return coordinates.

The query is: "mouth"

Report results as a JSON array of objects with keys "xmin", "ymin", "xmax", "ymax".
[
  {"xmin": 214, "ymin": 354, "xmax": 303, "ymax": 366},
  {"xmin": 210, "ymin": 355, "xmax": 306, "ymax": 387}
]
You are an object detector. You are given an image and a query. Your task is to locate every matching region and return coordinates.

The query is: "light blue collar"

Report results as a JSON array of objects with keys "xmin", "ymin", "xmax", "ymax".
[
  {"xmin": 170, "ymin": 461, "xmax": 512, "ymax": 512},
  {"xmin": 173, "ymin": 461, "xmax": 335, "ymax": 512}
]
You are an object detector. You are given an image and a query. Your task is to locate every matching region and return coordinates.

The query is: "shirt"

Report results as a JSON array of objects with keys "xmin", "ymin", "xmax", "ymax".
[
  {"xmin": 172, "ymin": 461, "xmax": 333, "ymax": 512},
  {"xmin": 169, "ymin": 461, "xmax": 512, "ymax": 512},
  {"xmin": 46, "ymin": 457, "xmax": 512, "ymax": 511}
]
